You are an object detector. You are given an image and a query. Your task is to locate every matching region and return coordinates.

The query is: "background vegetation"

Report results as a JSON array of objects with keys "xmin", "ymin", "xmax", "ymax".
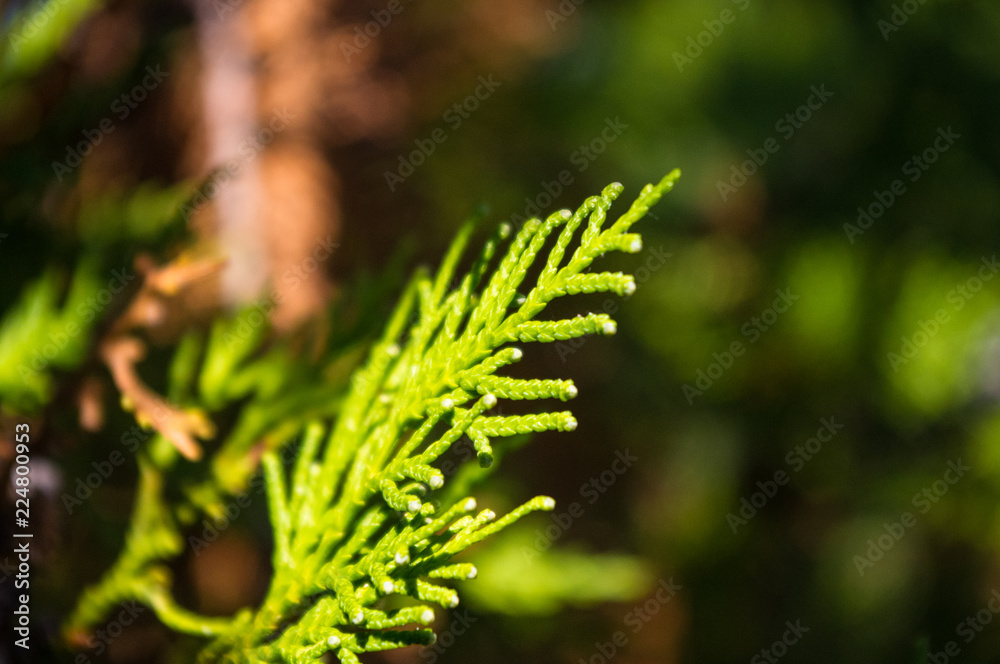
[{"xmin": 2, "ymin": 0, "xmax": 1000, "ymax": 663}]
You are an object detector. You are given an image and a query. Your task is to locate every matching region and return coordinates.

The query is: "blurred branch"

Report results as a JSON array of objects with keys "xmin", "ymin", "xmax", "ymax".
[
  {"xmin": 100, "ymin": 336, "xmax": 212, "ymax": 460},
  {"xmin": 98, "ymin": 253, "xmax": 226, "ymax": 460},
  {"xmin": 190, "ymin": 0, "xmax": 267, "ymax": 304}
]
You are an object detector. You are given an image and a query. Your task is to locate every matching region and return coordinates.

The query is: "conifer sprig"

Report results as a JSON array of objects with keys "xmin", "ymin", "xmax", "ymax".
[{"xmin": 198, "ymin": 171, "xmax": 680, "ymax": 663}]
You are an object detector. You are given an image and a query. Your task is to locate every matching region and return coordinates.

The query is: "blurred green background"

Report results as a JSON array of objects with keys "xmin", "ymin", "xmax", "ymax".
[{"xmin": 3, "ymin": 0, "xmax": 1000, "ymax": 663}]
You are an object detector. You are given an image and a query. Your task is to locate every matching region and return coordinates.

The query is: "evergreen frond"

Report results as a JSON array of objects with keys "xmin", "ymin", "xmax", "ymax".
[
  {"xmin": 202, "ymin": 172, "xmax": 679, "ymax": 662},
  {"xmin": 64, "ymin": 172, "xmax": 680, "ymax": 664}
]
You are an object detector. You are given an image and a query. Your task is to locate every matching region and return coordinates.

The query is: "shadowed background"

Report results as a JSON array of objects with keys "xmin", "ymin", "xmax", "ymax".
[{"xmin": 2, "ymin": 0, "xmax": 1000, "ymax": 663}]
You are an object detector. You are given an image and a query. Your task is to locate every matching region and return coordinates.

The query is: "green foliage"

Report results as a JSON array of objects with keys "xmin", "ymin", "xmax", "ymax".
[
  {"xmin": 462, "ymin": 528, "xmax": 653, "ymax": 616},
  {"xmin": 4, "ymin": 0, "xmax": 1000, "ymax": 660},
  {"xmin": 63, "ymin": 172, "xmax": 679, "ymax": 663},
  {"xmin": 0, "ymin": 0, "xmax": 103, "ymax": 86},
  {"xmin": 0, "ymin": 262, "xmax": 101, "ymax": 412},
  {"xmin": 64, "ymin": 308, "xmax": 352, "ymax": 642},
  {"xmin": 76, "ymin": 182, "xmax": 196, "ymax": 249}
]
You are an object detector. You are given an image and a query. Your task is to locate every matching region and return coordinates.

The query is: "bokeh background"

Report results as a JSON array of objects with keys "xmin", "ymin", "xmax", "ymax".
[{"xmin": 3, "ymin": 0, "xmax": 1000, "ymax": 663}]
